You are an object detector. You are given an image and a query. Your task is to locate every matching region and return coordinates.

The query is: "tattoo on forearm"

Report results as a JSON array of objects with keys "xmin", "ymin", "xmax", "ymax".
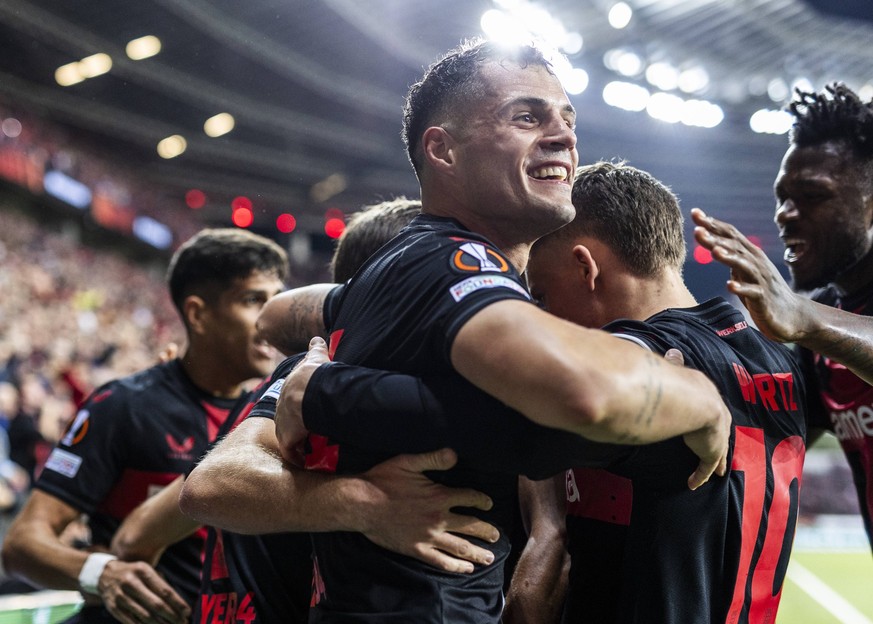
[
  {"xmin": 282, "ymin": 291, "xmax": 328, "ymax": 346},
  {"xmin": 621, "ymin": 354, "xmax": 662, "ymax": 444}
]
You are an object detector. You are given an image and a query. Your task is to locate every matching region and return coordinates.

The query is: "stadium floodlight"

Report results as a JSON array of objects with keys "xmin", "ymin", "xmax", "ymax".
[{"xmin": 602, "ymin": 81, "xmax": 650, "ymax": 112}]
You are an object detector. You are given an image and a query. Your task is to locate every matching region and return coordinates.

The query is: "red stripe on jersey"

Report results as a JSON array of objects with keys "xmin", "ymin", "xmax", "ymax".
[
  {"xmin": 201, "ymin": 402, "xmax": 233, "ymax": 442},
  {"xmin": 565, "ymin": 468, "xmax": 633, "ymax": 526},
  {"xmin": 328, "ymin": 329, "xmax": 344, "ymax": 362},
  {"xmin": 97, "ymin": 469, "xmax": 179, "ymax": 519}
]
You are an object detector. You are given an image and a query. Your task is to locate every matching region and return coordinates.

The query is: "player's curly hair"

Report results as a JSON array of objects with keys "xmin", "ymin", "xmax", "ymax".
[{"xmin": 788, "ymin": 83, "xmax": 873, "ymax": 162}]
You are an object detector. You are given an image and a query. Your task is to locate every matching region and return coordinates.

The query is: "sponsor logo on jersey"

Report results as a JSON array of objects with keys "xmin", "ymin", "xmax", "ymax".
[
  {"xmin": 449, "ymin": 275, "xmax": 530, "ymax": 302},
  {"xmin": 829, "ymin": 402, "xmax": 873, "ymax": 443},
  {"xmin": 60, "ymin": 409, "xmax": 90, "ymax": 446},
  {"xmin": 716, "ymin": 321, "xmax": 748, "ymax": 337},
  {"xmin": 166, "ymin": 434, "xmax": 195, "ymax": 460},
  {"xmin": 44, "ymin": 448, "xmax": 82, "ymax": 478},
  {"xmin": 732, "ymin": 363, "xmax": 798, "ymax": 411},
  {"xmin": 450, "ymin": 242, "xmax": 510, "ymax": 273},
  {"xmin": 263, "ymin": 378, "xmax": 285, "ymax": 402}
]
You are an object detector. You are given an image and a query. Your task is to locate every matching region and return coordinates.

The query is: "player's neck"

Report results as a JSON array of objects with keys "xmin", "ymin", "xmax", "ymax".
[
  {"xmin": 609, "ymin": 270, "xmax": 697, "ymax": 322},
  {"xmin": 833, "ymin": 248, "xmax": 873, "ymax": 299},
  {"xmin": 178, "ymin": 347, "xmax": 245, "ymax": 399}
]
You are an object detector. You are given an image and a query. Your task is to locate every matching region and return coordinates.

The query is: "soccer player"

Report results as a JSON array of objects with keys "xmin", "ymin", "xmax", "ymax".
[
  {"xmin": 285, "ymin": 162, "xmax": 810, "ymax": 623},
  {"xmin": 232, "ymin": 38, "xmax": 731, "ymax": 622},
  {"xmin": 692, "ymin": 83, "xmax": 873, "ymax": 548},
  {"xmin": 1, "ymin": 229, "xmax": 288, "ymax": 624},
  {"xmin": 113, "ymin": 199, "xmax": 498, "ymax": 623}
]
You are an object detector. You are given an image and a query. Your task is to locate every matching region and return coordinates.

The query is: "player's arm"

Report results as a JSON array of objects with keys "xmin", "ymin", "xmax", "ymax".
[
  {"xmin": 276, "ymin": 338, "xmax": 627, "ymax": 479},
  {"xmin": 111, "ymin": 476, "xmax": 200, "ymax": 565},
  {"xmin": 179, "ymin": 416, "xmax": 499, "ymax": 573},
  {"xmin": 257, "ymin": 284, "xmax": 334, "ymax": 355},
  {"xmin": 693, "ymin": 207, "xmax": 873, "ymax": 385},
  {"xmin": 1, "ymin": 491, "xmax": 190, "ymax": 624},
  {"xmin": 503, "ymin": 475, "xmax": 569, "ymax": 624},
  {"xmin": 451, "ymin": 300, "xmax": 730, "ymax": 490}
]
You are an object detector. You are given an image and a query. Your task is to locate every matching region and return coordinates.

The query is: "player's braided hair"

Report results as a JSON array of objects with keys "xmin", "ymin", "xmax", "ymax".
[{"xmin": 788, "ymin": 83, "xmax": 873, "ymax": 161}]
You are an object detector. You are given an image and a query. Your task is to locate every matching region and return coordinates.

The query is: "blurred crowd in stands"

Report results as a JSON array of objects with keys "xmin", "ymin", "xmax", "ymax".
[{"xmin": 0, "ymin": 205, "xmax": 185, "ymax": 514}]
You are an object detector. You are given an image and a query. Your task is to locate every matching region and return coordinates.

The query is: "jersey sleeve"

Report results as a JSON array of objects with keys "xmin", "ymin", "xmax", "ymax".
[
  {"xmin": 247, "ymin": 354, "xmax": 305, "ymax": 421},
  {"xmin": 36, "ymin": 384, "xmax": 130, "ymax": 514},
  {"xmin": 301, "ymin": 361, "xmax": 634, "ymax": 479}
]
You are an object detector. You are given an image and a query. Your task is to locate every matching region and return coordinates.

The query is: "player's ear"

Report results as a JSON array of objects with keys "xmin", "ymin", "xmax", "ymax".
[
  {"xmin": 182, "ymin": 295, "xmax": 209, "ymax": 335},
  {"xmin": 572, "ymin": 244, "xmax": 599, "ymax": 292},
  {"xmin": 422, "ymin": 126, "xmax": 456, "ymax": 172}
]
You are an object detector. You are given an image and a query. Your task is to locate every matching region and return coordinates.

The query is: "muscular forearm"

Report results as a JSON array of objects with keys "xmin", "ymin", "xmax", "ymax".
[
  {"xmin": 796, "ymin": 301, "xmax": 873, "ymax": 386},
  {"xmin": 111, "ymin": 478, "xmax": 199, "ymax": 565},
  {"xmin": 1, "ymin": 495, "xmax": 90, "ymax": 591},
  {"xmin": 178, "ymin": 420, "xmax": 368, "ymax": 535},
  {"xmin": 452, "ymin": 301, "xmax": 725, "ymax": 445}
]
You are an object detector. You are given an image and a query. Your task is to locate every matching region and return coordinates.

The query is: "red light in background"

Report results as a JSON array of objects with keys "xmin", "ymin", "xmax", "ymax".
[
  {"xmin": 231, "ymin": 196, "xmax": 253, "ymax": 211},
  {"xmin": 747, "ymin": 234, "xmax": 762, "ymax": 249},
  {"xmin": 232, "ymin": 207, "xmax": 254, "ymax": 228},
  {"xmin": 324, "ymin": 207, "xmax": 344, "ymax": 221},
  {"xmin": 324, "ymin": 217, "xmax": 345, "ymax": 239},
  {"xmin": 276, "ymin": 213, "xmax": 297, "ymax": 233},
  {"xmin": 185, "ymin": 189, "xmax": 206, "ymax": 209},
  {"xmin": 693, "ymin": 245, "xmax": 713, "ymax": 265}
]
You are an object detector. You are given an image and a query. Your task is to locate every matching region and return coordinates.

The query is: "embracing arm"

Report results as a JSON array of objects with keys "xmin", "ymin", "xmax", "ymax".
[
  {"xmin": 276, "ymin": 339, "xmax": 626, "ymax": 480},
  {"xmin": 693, "ymin": 207, "xmax": 873, "ymax": 386},
  {"xmin": 503, "ymin": 475, "xmax": 569, "ymax": 624},
  {"xmin": 257, "ymin": 284, "xmax": 335, "ymax": 355},
  {"xmin": 179, "ymin": 417, "xmax": 499, "ymax": 573},
  {"xmin": 111, "ymin": 476, "xmax": 200, "ymax": 565},
  {"xmin": 451, "ymin": 300, "xmax": 730, "ymax": 489}
]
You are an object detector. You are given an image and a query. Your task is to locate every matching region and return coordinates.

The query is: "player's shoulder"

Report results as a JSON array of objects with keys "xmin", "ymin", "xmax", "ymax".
[{"xmin": 82, "ymin": 360, "xmax": 182, "ymax": 413}]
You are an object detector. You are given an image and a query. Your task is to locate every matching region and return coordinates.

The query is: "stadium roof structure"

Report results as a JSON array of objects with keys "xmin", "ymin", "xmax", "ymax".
[{"xmin": 1, "ymin": 0, "xmax": 873, "ymax": 261}]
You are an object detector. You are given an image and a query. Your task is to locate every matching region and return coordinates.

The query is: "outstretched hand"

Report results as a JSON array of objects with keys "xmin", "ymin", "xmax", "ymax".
[
  {"xmin": 275, "ymin": 336, "xmax": 331, "ymax": 466},
  {"xmin": 691, "ymin": 207, "xmax": 814, "ymax": 344},
  {"xmin": 354, "ymin": 448, "xmax": 500, "ymax": 574},
  {"xmin": 98, "ymin": 559, "xmax": 190, "ymax": 624}
]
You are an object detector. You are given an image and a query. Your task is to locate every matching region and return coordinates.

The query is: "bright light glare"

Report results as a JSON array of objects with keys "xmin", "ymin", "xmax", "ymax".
[
  {"xmin": 562, "ymin": 32, "xmax": 583, "ymax": 55},
  {"xmin": 78, "ymin": 53, "xmax": 112, "ymax": 78},
  {"xmin": 646, "ymin": 62, "xmax": 679, "ymax": 91},
  {"xmin": 480, "ymin": 9, "xmax": 529, "ymax": 45},
  {"xmin": 678, "ymin": 66, "xmax": 709, "ymax": 93},
  {"xmin": 768, "ymin": 78, "xmax": 789, "ymax": 102},
  {"xmin": 1, "ymin": 118, "xmax": 22, "ymax": 138},
  {"xmin": 126, "ymin": 35, "xmax": 162, "ymax": 60},
  {"xmin": 791, "ymin": 77, "xmax": 814, "ymax": 96},
  {"xmin": 204, "ymin": 113, "xmax": 235, "ymax": 137},
  {"xmin": 749, "ymin": 109, "xmax": 793, "ymax": 134},
  {"xmin": 682, "ymin": 99, "xmax": 723, "ymax": 128},
  {"xmin": 647, "ymin": 92, "xmax": 684, "ymax": 123},
  {"xmin": 616, "ymin": 51, "xmax": 643, "ymax": 77},
  {"xmin": 859, "ymin": 84, "xmax": 873, "ymax": 102},
  {"xmin": 56, "ymin": 62, "xmax": 85, "ymax": 86},
  {"xmin": 157, "ymin": 135, "xmax": 187, "ymax": 159},
  {"xmin": 608, "ymin": 2, "xmax": 633, "ymax": 29},
  {"xmin": 602, "ymin": 81, "xmax": 650, "ymax": 112},
  {"xmin": 561, "ymin": 68, "xmax": 589, "ymax": 95}
]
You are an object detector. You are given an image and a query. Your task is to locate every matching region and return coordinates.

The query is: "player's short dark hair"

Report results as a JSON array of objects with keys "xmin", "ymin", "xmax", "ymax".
[
  {"xmin": 167, "ymin": 228, "xmax": 289, "ymax": 314},
  {"xmin": 330, "ymin": 198, "xmax": 421, "ymax": 283},
  {"xmin": 547, "ymin": 160, "xmax": 686, "ymax": 277},
  {"xmin": 402, "ymin": 37, "xmax": 557, "ymax": 180}
]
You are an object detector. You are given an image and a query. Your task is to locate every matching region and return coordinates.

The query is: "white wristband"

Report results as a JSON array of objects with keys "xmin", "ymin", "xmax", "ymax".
[{"xmin": 78, "ymin": 553, "xmax": 117, "ymax": 595}]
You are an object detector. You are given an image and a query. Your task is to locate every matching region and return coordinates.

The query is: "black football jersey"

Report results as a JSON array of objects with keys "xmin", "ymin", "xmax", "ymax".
[{"xmin": 38, "ymin": 359, "xmax": 242, "ymax": 611}]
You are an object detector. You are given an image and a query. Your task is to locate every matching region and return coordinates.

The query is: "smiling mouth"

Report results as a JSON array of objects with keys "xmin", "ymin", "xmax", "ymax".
[
  {"xmin": 529, "ymin": 165, "xmax": 569, "ymax": 181},
  {"xmin": 782, "ymin": 238, "xmax": 807, "ymax": 264}
]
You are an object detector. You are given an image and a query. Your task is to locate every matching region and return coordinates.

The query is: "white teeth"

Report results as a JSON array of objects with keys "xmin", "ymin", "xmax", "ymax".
[{"xmin": 531, "ymin": 166, "xmax": 567, "ymax": 180}]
